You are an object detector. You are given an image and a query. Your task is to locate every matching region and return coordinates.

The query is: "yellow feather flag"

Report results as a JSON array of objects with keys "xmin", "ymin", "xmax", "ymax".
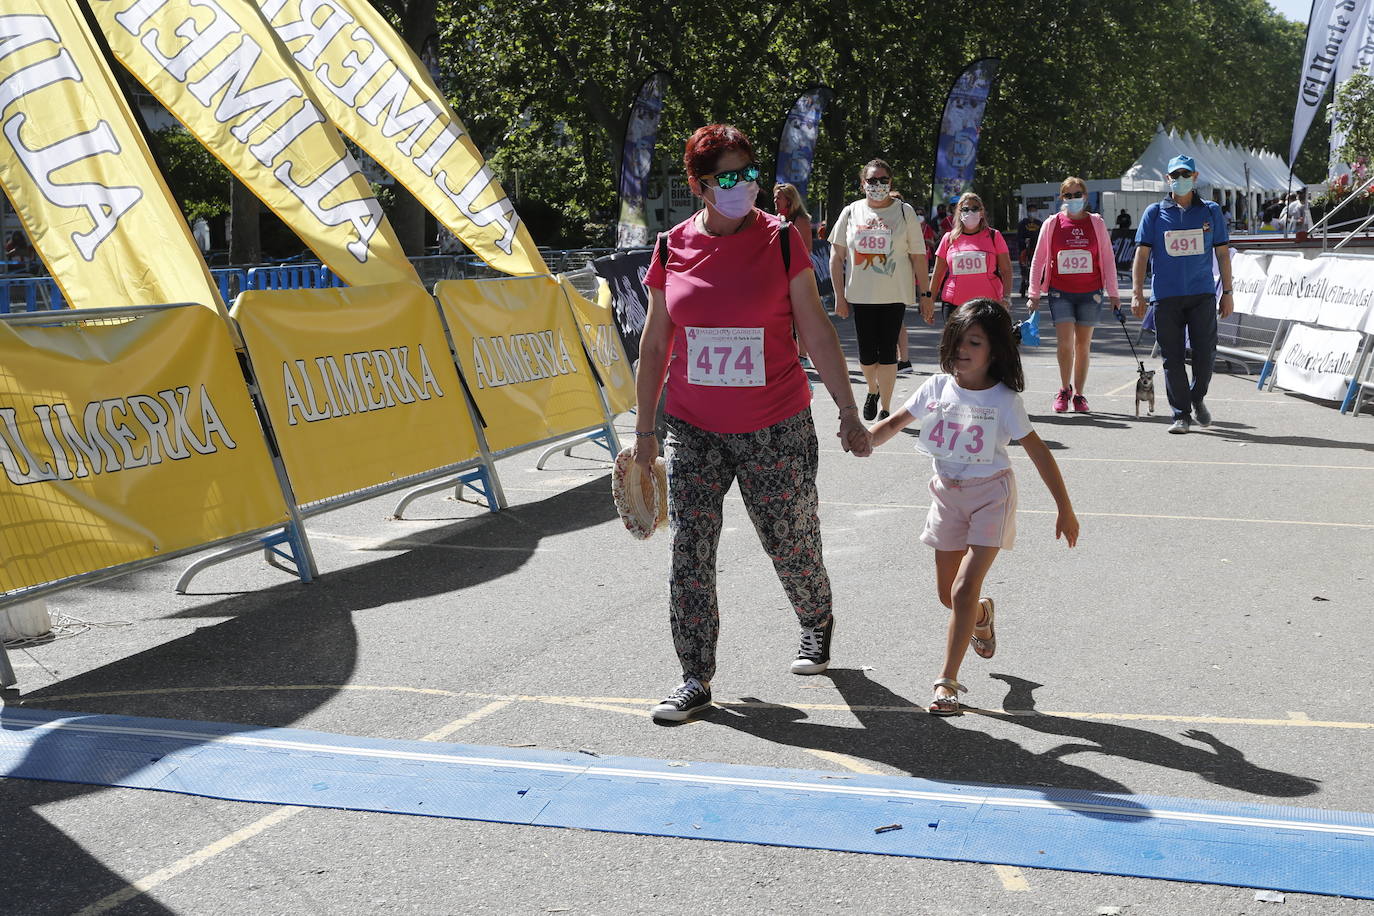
[
  {"xmin": 0, "ymin": 2, "xmax": 225, "ymax": 315},
  {"xmin": 256, "ymin": 0, "xmax": 548, "ymax": 277},
  {"xmin": 89, "ymin": 0, "xmax": 421, "ymax": 290}
]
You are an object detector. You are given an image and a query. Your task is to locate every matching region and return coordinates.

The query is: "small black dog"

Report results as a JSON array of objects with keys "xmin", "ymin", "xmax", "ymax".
[{"xmin": 1134, "ymin": 369, "xmax": 1156, "ymax": 417}]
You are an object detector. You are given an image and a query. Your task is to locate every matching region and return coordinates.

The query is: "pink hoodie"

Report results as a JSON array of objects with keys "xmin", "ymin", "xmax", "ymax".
[{"xmin": 1026, "ymin": 211, "xmax": 1120, "ymax": 300}]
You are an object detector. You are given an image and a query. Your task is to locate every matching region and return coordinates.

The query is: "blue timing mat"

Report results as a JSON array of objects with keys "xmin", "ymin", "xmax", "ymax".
[{"xmin": 2, "ymin": 707, "xmax": 1371, "ymax": 899}]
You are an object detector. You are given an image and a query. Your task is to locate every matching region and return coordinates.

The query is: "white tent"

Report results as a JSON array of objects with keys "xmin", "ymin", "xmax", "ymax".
[{"xmin": 1020, "ymin": 126, "xmax": 1305, "ymax": 231}]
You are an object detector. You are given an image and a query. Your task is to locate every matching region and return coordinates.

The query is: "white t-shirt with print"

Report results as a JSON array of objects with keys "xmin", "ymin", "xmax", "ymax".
[
  {"xmin": 900, "ymin": 374, "xmax": 1033, "ymax": 480},
  {"xmin": 831, "ymin": 199, "xmax": 923, "ymax": 305}
]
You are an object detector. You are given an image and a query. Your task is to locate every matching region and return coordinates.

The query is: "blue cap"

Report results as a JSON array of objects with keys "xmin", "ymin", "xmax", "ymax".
[{"xmin": 1166, "ymin": 154, "xmax": 1196, "ymax": 174}]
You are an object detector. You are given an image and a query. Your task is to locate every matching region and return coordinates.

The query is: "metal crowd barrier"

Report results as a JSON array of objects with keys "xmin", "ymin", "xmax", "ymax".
[{"xmin": 0, "ymin": 276, "xmax": 65, "ymax": 313}]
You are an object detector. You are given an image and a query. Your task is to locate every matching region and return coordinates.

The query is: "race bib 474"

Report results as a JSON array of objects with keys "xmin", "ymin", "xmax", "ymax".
[{"xmin": 685, "ymin": 327, "xmax": 766, "ymax": 387}]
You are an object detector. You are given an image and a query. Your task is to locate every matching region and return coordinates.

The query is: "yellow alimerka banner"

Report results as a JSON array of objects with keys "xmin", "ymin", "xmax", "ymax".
[
  {"xmin": 0, "ymin": 3, "xmax": 225, "ymax": 316},
  {"xmin": 233, "ymin": 281, "xmax": 478, "ymax": 506},
  {"xmin": 558, "ymin": 275, "xmax": 635, "ymax": 416},
  {"xmin": 0, "ymin": 305, "xmax": 287, "ymax": 594},
  {"xmin": 436, "ymin": 277, "xmax": 606, "ymax": 454},
  {"xmin": 256, "ymin": 0, "xmax": 548, "ymax": 277},
  {"xmin": 90, "ymin": 0, "xmax": 420, "ymax": 290}
]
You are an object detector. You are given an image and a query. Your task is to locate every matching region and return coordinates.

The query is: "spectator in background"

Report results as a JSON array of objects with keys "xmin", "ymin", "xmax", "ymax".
[
  {"xmin": 1116, "ymin": 209, "xmax": 1132, "ymax": 232},
  {"xmin": 1283, "ymin": 190, "xmax": 1312, "ymax": 235},
  {"xmin": 192, "ymin": 217, "xmax": 211, "ymax": 254},
  {"xmin": 1015, "ymin": 206, "xmax": 1043, "ymax": 298},
  {"xmin": 773, "ymin": 182, "xmax": 813, "ymax": 247}
]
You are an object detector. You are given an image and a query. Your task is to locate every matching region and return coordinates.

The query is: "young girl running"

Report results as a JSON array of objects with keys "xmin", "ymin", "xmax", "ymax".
[{"xmin": 868, "ymin": 299, "xmax": 1079, "ymax": 715}]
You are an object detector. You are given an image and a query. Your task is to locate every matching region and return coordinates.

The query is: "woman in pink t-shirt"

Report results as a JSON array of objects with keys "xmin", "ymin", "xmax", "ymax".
[
  {"xmin": 633, "ymin": 124, "xmax": 871, "ymax": 722},
  {"xmin": 930, "ymin": 192, "xmax": 1012, "ymax": 317},
  {"xmin": 1026, "ymin": 176, "xmax": 1121, "ymax": 413}
]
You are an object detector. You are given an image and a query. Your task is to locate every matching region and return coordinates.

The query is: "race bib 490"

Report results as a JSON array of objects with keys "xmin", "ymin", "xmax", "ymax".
[
  {"xmin": 686, "ymin": 327, "xmax": 766, "ymax": 387},
  {"xmin": 950, "ymin": 250, "xmax": 988, "ymax": 276},
  {"xmin": 918, "ymin": 403, "xmax": 997, "ymax": 465}
]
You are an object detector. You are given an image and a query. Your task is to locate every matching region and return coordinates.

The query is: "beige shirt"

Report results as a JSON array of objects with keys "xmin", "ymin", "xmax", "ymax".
[{"xmin": 831, "ymin": 199, "xmax": 923, "ymax": 305}]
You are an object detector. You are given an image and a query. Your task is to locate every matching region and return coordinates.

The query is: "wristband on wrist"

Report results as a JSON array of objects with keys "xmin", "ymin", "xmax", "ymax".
[
  {"xmin": 634, "ymin": 430, "xmax": 656, "ymax": 438},
  {"xmin": 1222, "ymin": 289, "xmax": 1233, "ymax": 294},
  {"xmin": 838, "ymin": 405, "xmax": 858, "ymax": 418}
]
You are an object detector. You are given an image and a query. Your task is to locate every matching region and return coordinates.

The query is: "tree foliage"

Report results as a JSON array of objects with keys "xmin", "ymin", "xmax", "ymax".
[
  {"xmin": 1331, "ymin": 71, "xmax": 1374, "ymax": 169},
  {"xmin": 432, "ymin": 0, "xmax": 1320, "ymax": 246},
  {"xmin": 147, "ymin": 126, "xmax": 231, "ymax": 223}
]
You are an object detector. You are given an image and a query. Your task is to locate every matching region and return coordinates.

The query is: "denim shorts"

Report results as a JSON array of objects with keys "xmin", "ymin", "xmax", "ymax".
[{"xmin": 1047, "ymin": 288, "xmax": 1103, "ymax": 326}]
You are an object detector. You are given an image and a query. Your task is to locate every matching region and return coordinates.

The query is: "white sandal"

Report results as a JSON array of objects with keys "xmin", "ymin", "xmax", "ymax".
[{"xmin": 928, "ymin": 677, "xmax": 966, "ymax": 716}]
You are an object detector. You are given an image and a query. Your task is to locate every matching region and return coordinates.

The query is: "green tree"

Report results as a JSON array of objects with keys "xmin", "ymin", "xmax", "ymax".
[
  {"xmin": 1331, "ymin": 71, "xmax": 1374, "ymax": 169},
  {"xmin": 146, "ymin": 126, "xmax": 231, "ymax": 222}
]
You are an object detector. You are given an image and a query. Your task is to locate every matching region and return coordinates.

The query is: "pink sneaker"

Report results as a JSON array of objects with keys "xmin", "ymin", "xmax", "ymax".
[
  {"xmin": 1072, "ymin": 393, "xmax": 1090, "ymax": 412},
  {"xmin": 1053, "ymin": 387, "xmax": 1071, "ymax": 413}
]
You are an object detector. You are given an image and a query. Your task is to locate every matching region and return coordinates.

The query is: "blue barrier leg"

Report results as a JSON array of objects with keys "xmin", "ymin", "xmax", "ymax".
[{"xmin": 1257, "ymin": 361, "xmax": 1273, "ymax": 389}]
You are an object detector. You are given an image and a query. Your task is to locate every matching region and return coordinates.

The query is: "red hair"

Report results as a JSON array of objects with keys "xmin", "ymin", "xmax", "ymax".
[{"xmin": 683, "ymin": 124, "xmax": 754, "ymax": 181}]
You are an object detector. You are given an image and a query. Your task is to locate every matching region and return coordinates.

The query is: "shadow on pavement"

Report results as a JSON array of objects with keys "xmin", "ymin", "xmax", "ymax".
[
  {"xmin": 1, "ymin": 477, "xmax": 616, "ymax": 915},
  {"xmin": 707, "ymin": 667, "xmax": 1318, "ymax": 807}
]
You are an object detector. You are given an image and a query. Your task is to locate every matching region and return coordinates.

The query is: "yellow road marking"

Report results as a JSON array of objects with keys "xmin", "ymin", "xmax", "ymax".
[
  {"xmin": 31, "ymin": 685, "xmax": 1374, "ymax": 731},
  {"xmin": 993, "ymin": 864, "xmax": 1032, "ymax": 891},
  {"xmin": 799, "ymin": 748, "xmax": 885, "ymax": 775},
  {"xmin": 1103, "ymin": 378, "xmax": 1139, "ymax": 397},
  {"xmin": 75, "ymin": 805, "xmax": 307, "ymax": 916},
  {"xmin": 72, "ymin": 699, "xmax": 511, "ymax": 915},
  {"xmin": 419, "ymin": 699, "xmax": 512, "ymax": 741}
]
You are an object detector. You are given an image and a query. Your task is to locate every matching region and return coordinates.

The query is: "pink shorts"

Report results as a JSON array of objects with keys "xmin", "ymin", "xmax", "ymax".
[{"xmin": 919, "ymin": 468, "xmax": 1017, "ymax": 551}]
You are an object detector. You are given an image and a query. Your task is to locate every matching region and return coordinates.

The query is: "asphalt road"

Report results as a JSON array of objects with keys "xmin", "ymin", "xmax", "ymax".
[{"xmin": 3, "ymin": 304, "xmax": 1373, "ymax": 916}]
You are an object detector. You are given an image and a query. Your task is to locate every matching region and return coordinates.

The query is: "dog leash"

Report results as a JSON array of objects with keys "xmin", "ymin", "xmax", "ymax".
[{"xmin": 1112, "ymin": 306, "xmax": 1148, "ymax": 376}]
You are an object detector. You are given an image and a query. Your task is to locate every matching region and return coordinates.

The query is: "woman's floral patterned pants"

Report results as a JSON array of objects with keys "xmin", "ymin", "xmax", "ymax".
[{"xmin": 664, "ymin": 407, "xmax": 833, "ymax": 683}]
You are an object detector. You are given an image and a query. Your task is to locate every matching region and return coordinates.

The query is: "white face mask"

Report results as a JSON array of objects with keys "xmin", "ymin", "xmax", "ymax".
[
  {"xmin": 1170, "ymin": 176, "xmax": 1195, "ymax": 196},
  {"xmin": 1065, "ymin": 198, "xmax": 1086, "ymax": 215},
  {"xmin": 707, "ymin": 181, "xmax": 758, "ymax": 220},
  {"xmin": 865, "ymin": 186, "xmax": 891, "ymax": 203},
  {"xmin": 960, "ymin": 210, "xmax": 982, "ymax": 229}
]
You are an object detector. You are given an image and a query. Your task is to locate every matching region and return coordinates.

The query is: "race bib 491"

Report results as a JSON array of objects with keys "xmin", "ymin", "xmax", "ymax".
[{"xmin": 1163, "ymin": 228, "xmax": 1204, "ymax": 257}]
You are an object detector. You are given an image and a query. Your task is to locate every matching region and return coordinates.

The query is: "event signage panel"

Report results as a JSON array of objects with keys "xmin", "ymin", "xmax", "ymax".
[
  {"xmin": 256, "ymin": 0, "xmax": 547, "ymax": 276},
  {"xmin": 1252, "ymin": 255, "xmax": 1322, "ymax": 322},
  {"xmin": 1274, "ymin": 323, "xmax": 1364, "ymax": 400},
  {"xmin": 232, "ymin": 282, "xmax": 478, "ymax": 506},
  {"xmin": 0, "ymin": 305, "xmax": 286, "ymax": 594},
  {"xmin": 435, "ymin": 277, "xmax": 605, "ymax": 454},
  {"xmin": 90, "ymin": 0, "xmax": 420, "ymax": 289},
  {"xmin": 1290, "ymin": 0, "xmax": 1372, "ymax": 165},
  {"xmin": 558, "ymin": 275, "xmax": 634, "ymax": 416},
  {"xmin": 0, "ymin": 2, "xmax": 225, "ymax": 315},
  {"xmin": 1312, "ymin": 257, "xmax": 1374, "ymax": 331},
  {"xmin": 1229, "ymin": 251, "xmax": 1269, "ymax": 316}
]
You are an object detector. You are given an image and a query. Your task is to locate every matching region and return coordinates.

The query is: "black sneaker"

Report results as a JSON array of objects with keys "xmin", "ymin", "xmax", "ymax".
[
  {"xmin": 878, "ymin": 409, "xmax": 890, "ymax": 421},
  {"xmin": 650, "ymin": 678, "xmax": 712, "ymax": 721},
  {"xmin": 790, "ymin": 617, "xmax": 834, "ymax": 674},
  {"xmin": 862, "ymin": 393, "xmax": 879, "ymax": 421},
  {"xmin": 897, "ymin": 360, "xmax": 913, "ymax": 374}
]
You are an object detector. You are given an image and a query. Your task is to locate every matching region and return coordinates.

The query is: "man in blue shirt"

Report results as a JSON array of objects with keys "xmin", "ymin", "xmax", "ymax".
[{"xmin": 1130, "ymin": 155, "xmax": 1234, "ymax": 434}]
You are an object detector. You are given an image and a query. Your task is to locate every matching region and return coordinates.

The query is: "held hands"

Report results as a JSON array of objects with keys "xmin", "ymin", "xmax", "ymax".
[
  {"xmin": 834, "ymin": 296, "xmax": 851, "ymax": 319},
  {"xmin": 1027, "ymin": 297, "xmax": 1040, "ymax": 312},
  {"xmin": 838, "ymin": 414, "xmax": 872, "ymax": 457},
  {"xmin": 1130, "ymin": 292, "xmax": 1148, "ymax": 319},
  {"xmin": 920, "ymin": 299, "xmax": 935, "ymax": 325},
  {"xmin": 1218, "ymin": 292, "xmax": 1234, "ymax": 319},
  {"xmin": 1056, "ymin": 508, "xmax": 1079, "ymax": 548}
]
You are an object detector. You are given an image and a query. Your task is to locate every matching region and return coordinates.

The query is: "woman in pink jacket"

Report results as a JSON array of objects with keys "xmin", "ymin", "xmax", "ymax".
[{"xmin": 1026, "ymin": 177, "xmax": 1120, "ymax": 413}]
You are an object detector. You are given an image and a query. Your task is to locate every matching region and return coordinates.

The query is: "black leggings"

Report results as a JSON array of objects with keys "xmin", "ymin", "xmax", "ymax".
[{"xmin": 851, "ymin": 302, "xmax": 906, "ymax": 365}]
